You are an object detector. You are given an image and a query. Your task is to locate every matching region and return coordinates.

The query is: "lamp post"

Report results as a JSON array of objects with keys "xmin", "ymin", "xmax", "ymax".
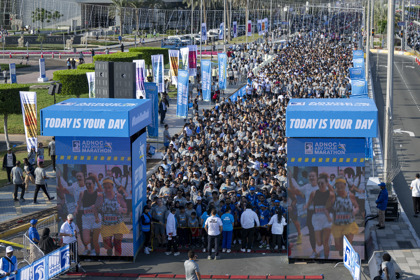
[
  {"xmin": 223, "ymin": 0, "xmax": 226, "ymax": 52},
  {"xmin": 200, "ymin": 0, "xmax": 202, "ymax": 62}
]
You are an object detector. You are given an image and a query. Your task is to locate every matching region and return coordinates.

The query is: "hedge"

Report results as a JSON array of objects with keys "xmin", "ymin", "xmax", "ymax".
[
  {"xmin": 128, "ymin": 47, "xmax": 169, "ymax": 65},
  {"xmin": 0, "ymin": 84, "xmax": 31, "ymax": 115},
  {"xmin": 93, "ymin": 52, "xmax": 142, "ymax": 63},
  {"xmin": 53, "ymin": 69, "xmax": 89, "ymax": 97},
  {"xmin": 77, "ymin": 63, "xmax": 95, "ymax": 71}
]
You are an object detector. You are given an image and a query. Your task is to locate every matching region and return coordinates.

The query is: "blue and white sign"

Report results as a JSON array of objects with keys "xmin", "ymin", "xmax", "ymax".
[
  {"xmin": 218, "ymin": 53, "xmax": 227, "ymax": 90},
  {"xmin": 39, "ymin": 58, "xmax": 46, "ymax": 79},
  {"xmin": 352, "ymin": 50, "xmax": 364, "ymax": 59},
  {"xmin": 201, "ymin": 23, "xmax": 207, "ymax": 41},
  {"xmin": 9, "ymin": 63, "xmax": 17, "ymax": 84},
  {"xmin": 176, "ymin": 70, "xmax": 189, "ymax": 118},
  {"xmin": 343, "ymin": 236, "xmax": 361, "ymax": 280},
  {"xmin": 353, "ymin": 57, "xmax": 364, "ymax": 69},
  {"xmin": 201, "ymin": 60, "xmax": 212, "ymax": 102},
  {"xmin": 287, "ymin": 138, "xmax": 366, "ymax": 167},
  {"xmin": 131, "ymin": 132, "xmax": 147, "ymax": 259},
  {"xmin": 349, "ymin": 68, "xmax": 365, "ymax": 81},
  {"xmin": 233, "ymin": 21, "xmax": 237, "ymax": 38},
  {"xmin": 41, "ymin": 98, "xmax": 151, "ymax": 137},
  {"xmin": 219, "ymin": 22, "xmax": 224, "ymax": 40},
  {"xmin": 14, "ymin": 245, "xmax": 70, "ymax": 280},
  {"xmin": 285, "ymin": 98, "xmax": 378, "ymax": 138},
  {"xmin": 144, "ymin": 82, "xmax": 158, "ymax": 138},
  {"xmin": 351, "ymin": 79, "xmax": 368, "ymax": 96},
  {"xmin": 397, "ymin": 21, "xmax": 405, "ymax": 26}
]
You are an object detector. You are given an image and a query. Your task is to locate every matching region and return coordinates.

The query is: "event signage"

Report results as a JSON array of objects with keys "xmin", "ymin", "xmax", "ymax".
[
  {"xmin": 343, "ymin": 236, "xmax": 361, "ymax": 280},
  {"xmin": 188, "ymin": 45, "xmax": 197, "ymax": 76},
  {"xmin": 144, "ymin": 82, "xmax": 158, "ymax": 138},
  {"xmin": 219, "ymin": 22, "xmax": 224, "ymax": 40},
  {"xmin": 351, "ymin": 79, "xmax": 368, "ymax": 96},
  {"xmin": 353, "ymin": 50, "xmax": 364, "ymax": 59},
  {"xmin": 233, "ymin": 21, "xmax": 237, "ymax": 38},
  {"xmin": 349, "ymin": 68, "xmax": 365, "ymax": 81},
  {"xmin": 168, "ymin": 50, "xmax": 179, "ymax": 85},
  {"xmin": 287, "ymin": 138, "xmax": 366, "ymax": 166},
  {"xmin": 151, "ymin": 54, "xmax": 164, "ymax": 93},
  {"xmin": 40, "ymin": 98, "xmax": 151, "ymax": 137},
  {"xmin": 86, "ymin": 72, "xmax": 95, "ymax": 98},
  {"xmin": 10, "ymin": 245, "xmax": 70, "ymax": 280},
  {"xmin": 218, "ymin": 53, "xmax": 227, "ymax": 90},
  {"xmin": 176, "ymin": 70, "xmax": 189, "ymax": 118},
  {"xmin": 285, "ymin": 98, "xmax": 378, "ymax": 138},
  {"xmin": 180, "ymin": 47, "xmax": 189, "ymax": 71},
  {"xmin": 353, "ymin": 57, "xmax": 364, "ymax": 69},
  {"xmin": 133, "ymin": 59, "xmax": 146, "ymax": 98},
  {"xmin": 20, "ymin": 91, "xmax": 37, "ymax": 152},
  {"xmin": 201, "ymin": 23, "xmax": 207, "ymax": 41},
  {"xmin": 263, "ymin": 18, "xmax": 268, "ymax": 32},
  {"xmin": 201, "ymin": 60, "xmax": 212, "ymax": 101},
  {"xmin": 247, "ymin": 20, "xmax": 252, "ymax": 36},
  {"xmin": 39, "ymin": 58, "xmax": 47, "ymax": 81},
  {"xmin": 9, "ymin": 63, "xmax": 17, "ymax": 83},
  {"xmin": 257, "ymin": 20, "xmax": 262, "ymax": 35}
]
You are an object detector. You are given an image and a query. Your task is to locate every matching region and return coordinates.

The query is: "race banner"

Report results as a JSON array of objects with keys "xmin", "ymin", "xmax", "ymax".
[
  {"xmin": 39, "ymin": 58, "xmax": 46, "ymax": 79},
  {"xmin": 180, "ymin": 47, "xmax": 189, "ymax": 71},
  {"xmin": 201, "ymin": 60, "xmax": 212, "ymax": 101},
  {"xmin": 353, "ymin": 50, "xmax": 364, "ymax": 59},
  {"xmin": 169, "ymin": 49, "xmax": 179, "ymax": 85},
  {"xmin": 151, "ymin": 54, "xmax": 164, "ymax": 93},
  {"xmin": 351, "ymin": 79, "xmax": 368, "ymax": 96},
  {"xmin": 349, "ymin": 67, "xmax": 365, "ymax": 81},
  {"xmin": 219, "ymin": 22, "xmax": 224, "ymax": 40},
  {"xmin": 188, "ymin": 45, "xmax": 197, "ymax": 77},
  {"xmin": 9, "ymin": 63, "xmax": 17, "ymax": 83},
  {"xmin": 352, "ymin": 57, "xmax": 364, "ymax": 69},
  {"xmin": 201, "ymin": 22, "xmax": 207, "ymax": 41},
  {"xmin": 218, "ymin": 53, "xmax": 227, "ymax": 90},
  {"xmin": 86, "ymin": 72, "xmax": 95, "ymax": 98},
  {"xmin": 263, "ymin": 18, "xmax": 268, "ymax": 33},
  {"xmin": 133, "ymin": 59, "xmax": 146, "ymax": 98},
  {"xmin": 257, "ymin": 20, "xmax": 262, "ymax": 35},
  {"xmin": 233, "ymin": 21, "xmax": 238, "ymax": 38},
  {"xmin": 247, "ymin": 20, "xmax": 252, "ymax": 36},
  {"xmin": 145, "ymin": 82, "xmax": 159, "ymax": 138},
  {"xmin": 19, "ymin": 91, "xmax": 37, "ymax": 152},
  {"xmin": 176, "ymin": 70, "xmax": 189, "ymax": 118}
]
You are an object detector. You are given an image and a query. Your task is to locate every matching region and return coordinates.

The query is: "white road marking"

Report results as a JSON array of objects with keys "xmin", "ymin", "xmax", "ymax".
[
  {"xmin": 394, "ymin": 128, "xmax": 415, "ymax": 137},
  {"xmin": 394, "ymin": 61, "xmax": 420, "ymax": 112}
]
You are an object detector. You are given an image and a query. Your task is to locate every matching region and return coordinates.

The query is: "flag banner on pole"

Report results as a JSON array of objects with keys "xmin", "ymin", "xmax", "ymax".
[
  {"xmin": 145, "ymin": 82, "xmax": 159, "ymax": 138},
  {"xmin": 39, "ymin": 58, "xmax": 46, "ymax": 79},
  {"xmin": 201, "ymin": 23, "xmax": 207, "ymax": 41},
  {"xmin": 169, "ymin": 50, "xmax": 179, "ymax": 85},
  {"xmin": 219, "ymin": 22, "xmax": 224, "ymax": 40},
  {"xmin": 247, "ymin": 20, "xmax": 252, "ymax": 36},
  {"xmin": 9, "ymin": 63, "xmax": 17, "ymax": 84},
  {"xmin": 133, "ymin": 59, "xmax": 146, "ymax": 98},
  {"xmin": 263, "ymin": 18, "xmax": 268, "ymax": 33},
  {"xmin": 349, "ymin": 68, "xmax": 365, "ymax": 81},
  {"xmin": 176, "ymin": 70, "xmax": 189, "ymax": 118},
  {"xmin": 261, "ymin": 19, "xmax": 266, "ymax": 33},
  {"xmin": 180, "ymin": 47, "xmax": 189, "ymax": 71},
  {"xmin": 201, "ymin": 60, "xmax": 212, "ymax": 101},
  {"xmin": 86, "ymin": 72, "xmax": 95, "ymax": 98},
  {"xmin": 20, "ymin": 91, "xmax": 37, "ymax": 152},
  {"xmin": 257, "ymin": 20, "xmax": 262, "ymax": 35},
  {"xmin": 188, "ymin": 45, "xmax": 197, "ymax": 77},
  {"xmin": 353, "ymin": 57, "xmax": 365, "ymax": 69},
  {"xmin": 218, "ymin": 53, "xmax": 227, "ymax": 90},
  {"xmin": 233, "ymin": 21, "xmax": 238, "ymax": 38},
  {"xmin": 151, "ymin": 54, "xmax": 164, "ymax": 93}
]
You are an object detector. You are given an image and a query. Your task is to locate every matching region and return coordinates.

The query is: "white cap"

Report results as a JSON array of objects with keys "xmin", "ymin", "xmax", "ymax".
[{"xmin": 6, "ymin": 246, "xmax": 13, "ymax": 253}]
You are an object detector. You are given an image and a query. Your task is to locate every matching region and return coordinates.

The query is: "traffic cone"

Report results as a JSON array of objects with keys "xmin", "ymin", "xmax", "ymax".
[
  {"xmin": 59, "ymin": 53, "xmax": 62, "ymax": 59},
  {"xmin": 41, "ymin": 52, "xmax": 44, "ymax": 58},
  {"xmin": 9, "ymin": 52, "xmax": 12, "ymax": 58},
  {"xmin": 52, "ymin": 52, "xmax": 54, "ymax": 59}
]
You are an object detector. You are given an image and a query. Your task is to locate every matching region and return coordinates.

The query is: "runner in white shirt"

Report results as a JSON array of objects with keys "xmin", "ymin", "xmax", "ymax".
[{"xmin": 205, "ymin": 209, "xmax": 223, "ymax": 259}]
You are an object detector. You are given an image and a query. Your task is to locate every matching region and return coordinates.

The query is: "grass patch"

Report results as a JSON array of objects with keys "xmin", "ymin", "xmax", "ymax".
[
  {"xmin": 0, "ymin": 144, "xmax": 52, "ymax": 187},
  {"xmin": 0, "ymin": 88, "xmax": 89, "ymax": 135}
]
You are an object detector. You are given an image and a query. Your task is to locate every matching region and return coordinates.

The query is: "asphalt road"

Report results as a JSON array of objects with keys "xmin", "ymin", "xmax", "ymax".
[{"xmin": 371, "ymin": 52, "xmax": 420, "ymax": 239}]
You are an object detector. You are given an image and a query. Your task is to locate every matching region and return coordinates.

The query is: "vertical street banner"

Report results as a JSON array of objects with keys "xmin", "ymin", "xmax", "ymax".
[
  {"xmin": 133, "ymin": 59, "xmax": 146, "ymax": 98},
  {"xmin": 201, "ymin": 60, "xmax": 212, "ymax": 101},
  {"xmin": 201, "ymin": 22, "xmax": 207, "ymax": 41},
  {"xmin": 169, "ymin": 49, "xmax": 179, "ymax": 85},
  {"xmin": 151, "ymin": 54, "xmax": 164, "ymax": 93},
  {"xmin": 233, "ymin": 21, "xmax": 238, "ymax": 38},
  {"xmin": 247, "ymin": 20, "xmax": 252, "ymax": 36},
  {"xmin": 86, "ymin": 72, "xmax": 95, "ymax": 98},
  {"xmin": 219, "ymin": 22, "xmax": 224, "ymax": 40},
  {"xmin": 145, "ymin": 82, "xmax": 159, "ymax": 138},
  {"xmin": 176, "ymin": 70, "xmax": 189, "ymax": 118},
  {"xmin": 9, "ymin": 63, "xmax": 17, "ymax": 84},
  {"xmin": 257, "ymin": 20, "xmax": 262, "ymax": 35},
  {"xmin": 218, "ymin": 53, "xmax": 227, "ymax": 90},
  {"xmin": 264, "ymin": 18, "xmax": 268, "ymax": 32},
  {"xmin": 180, "ymin": 47, "xmax": 189, "ymax": 71},
  {"xmin": 19, "ymin": 91, "xmax": 37, "ymax": 152},
  {"xmin": 39, "ymin": 58, "xmax": 46, "ymax": 79},
  {"xmin": 188, "ymin": 45, "xmax": 197, "ymax": 77},
  {"xmin": 349, "ymin": 68, "xmax": 365, "ymax": 81}
]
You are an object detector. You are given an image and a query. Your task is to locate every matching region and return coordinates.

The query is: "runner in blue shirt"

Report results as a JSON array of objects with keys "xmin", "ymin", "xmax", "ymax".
[
  {"xmin": 258, "ymin": 204, "xmax": 271, "ymax": 249},
  {"xmin": 221, "ymin": 208, "xmax": 234, "ymax": 253}
]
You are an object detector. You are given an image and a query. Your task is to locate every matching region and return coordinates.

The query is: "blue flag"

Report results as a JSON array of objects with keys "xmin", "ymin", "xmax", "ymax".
[
  {"xmin": 176, "ymin": 70, "xmax": 189, "ymax": 118},
  {"xmin": 218, "ymin": 53, "xmax": 227, "ymax": 90},
  {"xmin": 201, "ymin": 60, "xmax": 212, "ymax": 101},
  {"xmin": 145, "ymin": 82, "xmax": 159, "ymax": 138}
]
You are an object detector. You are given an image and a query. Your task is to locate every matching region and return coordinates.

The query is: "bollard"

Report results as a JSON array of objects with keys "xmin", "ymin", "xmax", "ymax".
[
  {"xmin": 59, "ymin": 53, "xmax": 62, "ymax": 59},
  {"xmin": 9, "ymin": 52, "xmax": 12, "ymax": 58},
  {"xmin": 41, "ymin": 52, "xmax": 44, "ymax": 58},
  {"xmin": 52, "ymin": 52, "xmax": 54, "ymax": 59}
]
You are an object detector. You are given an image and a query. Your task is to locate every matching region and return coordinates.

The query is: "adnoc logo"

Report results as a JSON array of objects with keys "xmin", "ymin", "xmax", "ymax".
[
  {"xmin": 34, "ymin": 260, "xmax": 45, "ymax": 280},
  {"xmin": 61, "ymin": 248, "xmax": 70, "ymax": 269}
]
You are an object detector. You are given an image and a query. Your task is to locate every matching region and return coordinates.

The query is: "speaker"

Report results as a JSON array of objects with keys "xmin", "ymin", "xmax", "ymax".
[
  {"xmin": 95, "ymin": 61, "xmax": 114, "ymax": 98},
  {"xmin": 113, "ymin": 62, "xmax": 136, "ymax": 99},
  {"xmin": 385, "ymin": 200, "xmax": 399, "ymax": 220}
]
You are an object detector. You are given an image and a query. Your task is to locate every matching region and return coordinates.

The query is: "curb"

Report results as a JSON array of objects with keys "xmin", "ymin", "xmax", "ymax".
[{"xmin": 66, "ymin": 273, "xmax": 324, "ymax": 279}]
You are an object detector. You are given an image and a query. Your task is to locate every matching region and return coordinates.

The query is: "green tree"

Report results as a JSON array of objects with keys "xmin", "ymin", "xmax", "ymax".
[
  {"xmin": 111, "ymin": 0, "xmax": 128, "ymax": 36},
  {"xmin": 0, "ymin": 84, "xmax": 30, "ymax": 149},
  {"xmin": 31, "ymin": 8, "xmax": 52, "ymax": 29}
]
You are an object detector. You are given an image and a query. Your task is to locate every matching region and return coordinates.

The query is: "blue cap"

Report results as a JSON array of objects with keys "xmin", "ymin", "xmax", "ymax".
[
  {"xmin": 236, "ymin": 194, "xmax": 241, "ymax": 197},
  {"xmin": 378, "ymin": 182, "xmax": 386, "ymax": 187},
  {"xmin": 250, "ymin": 187, "xmax": 255, "ymax": 191},
  {"xmin": 30, "ymin": 219, "xmax": 37, "ymax": 225},
  {"xmin": 274, "ymin": 200, "xmax": 280, "ymax": 203},
  {"xmin": 259, "ymin": 203, "xmax": 267, "ymax": 208}
]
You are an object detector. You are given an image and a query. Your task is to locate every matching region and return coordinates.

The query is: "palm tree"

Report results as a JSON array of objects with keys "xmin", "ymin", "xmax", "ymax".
[{"xmin": 111, "ymin": 0, "xmax": 128, "ymax": 36}]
